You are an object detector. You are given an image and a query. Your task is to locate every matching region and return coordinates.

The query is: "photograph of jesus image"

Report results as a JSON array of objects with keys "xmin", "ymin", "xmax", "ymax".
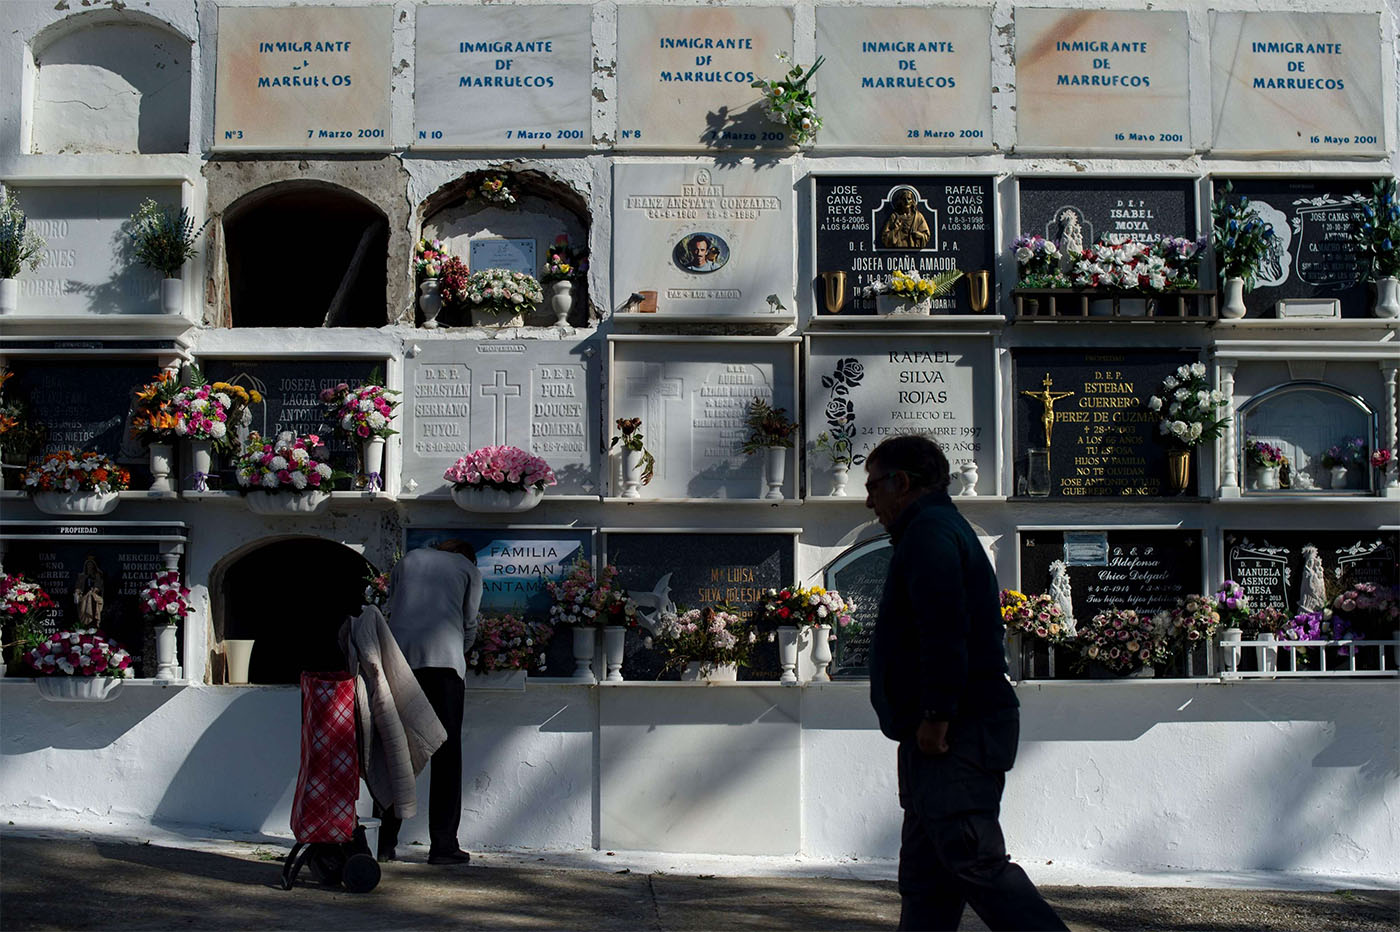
[{"xmin": 672, "ymin": 233, "xmax": 730, "ymax": 273}]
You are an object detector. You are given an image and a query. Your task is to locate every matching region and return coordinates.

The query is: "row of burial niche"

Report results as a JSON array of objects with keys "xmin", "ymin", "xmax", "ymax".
[
  {"xmin": 28, "ymin": 13, "xmax": 192, "ymax": 155},
  {"xmin": 1238, "ymin": 382, "xmax": 1378, "ymax": 493},
  {"xmin": 414, "ymin": 168, "xmax": 591, "ymax": 328},
  {"xmin": 218, "ymin": 538, "xmax": 372, "ymax": 684}
]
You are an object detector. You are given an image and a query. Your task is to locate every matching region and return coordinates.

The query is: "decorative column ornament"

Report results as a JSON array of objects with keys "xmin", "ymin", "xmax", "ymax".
[
  {"xmin": 1217, "ymin": 360, "xmax": 1239, "ymax": 497},
  {"xmin": 1382, "ymin": 361, "xmax": 1400, "ymax": 495}
]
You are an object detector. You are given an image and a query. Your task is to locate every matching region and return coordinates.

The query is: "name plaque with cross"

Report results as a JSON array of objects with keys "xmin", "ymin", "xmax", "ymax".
[{"xmin": 401, "ymin": 338, "xmax": 601, "ymax": 497}]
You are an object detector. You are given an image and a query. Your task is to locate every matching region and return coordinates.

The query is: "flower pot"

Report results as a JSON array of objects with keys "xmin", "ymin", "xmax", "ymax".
[
  {"xmin": 680, "ymin": 661, "xmax": 738, "ymax": 682},
  {"xmin": 810, "ymin": 623, "xmax": 833, "ymax": 681},
  {"xmin": 418, "ymin": 278, "xmax": 442, "ymax": 328},
  {"xmin": 361, "ymin": 437, "xmax": 385, "ymax": 491},
  {"xmin": 1088, "ymin": 298, "xmax": 1114, "ymax": 317},
  {"xmin": 148, "ymin": 442, "xmax": 175, "ymax": 494},
  {"xmin": 829, "ymin": 463, "xmax": 849, "ymax": 497},
  {"xmin": 35, "ymin": 676, "xmax": 124, "ymax": 702},
  {"xmin": 1221, "ymin": 277, "xmax": 1246, "ymax": 319},
  {"xmin": 1256, "ymin": 631, "xmax": 1278, "ymax": 677},
  {"xmin": 451, "ymin": 485, "xmax": 544, "ymax": 513},
  {"xmin": 185, "ymin": 439, "xmax": 213, "ymax": 491},
  {"xmin": 160, "ymin": 278, "xmax": 183, "ymax": 315},
  {"xmin": 549, "ymin": 279, "xmax": 573, "ymax": 326},
  {"xmin": 33, "ymin": 490, "xmax": 119, "ymax": 516},
  {"xmin": 602, "ymin": 625, "xmax": 625, "ymax": 682},
  {"xmin": 1329, "ymin": 465, "xmax": 1348, "ymax": 490},
  {"xmin": 571, "ymin": 626, "xmax": 597, "ymax": 682},
  {"xmin": 876, "ymin": 293, "xmax": 931, "ymax": 316},
  {"xmin": 1251, "ymin": 465, "xmax": 1279, "ymax": 491},
  {"xmin": 957, "ymin": 462, "xmax": 978, "ymax": 497},
  {"xmin": 777, "ymin": 626, "xmax": 800, "ymax": 684},
  {"xmin": 1166, "ymin": 448, "xmax": 1192, "ymax": 494},
  {"xmin": 620, "ymin": 448, "xmax": 644, "ymax": 499},
  {"xmin": 764, "ymin": 445, "xmax": 786, "ymax": 501},
  {"xmin": 1375, "ymin": 276, "xmax": 1400, "ymax": 319},
  {"xmin": 0, "ymin": 277, "xmax": 17, "ymax": 314},
  {"xmin": 471, "ymin": 304, "xmax": 526, "ymax": 328},
  {"xmin": 1220, "ymin": 627, "xmax": 1243, "ymax": 673},
  {"xmin": 224, "ymin": 639, "xmax": 255, "ymax": 684},
  {"xmin": 1119, "ymin": 297, "xmax": 1148, "ymax": 317},
  {"xmin": 246, "ymin": 490, "xmax": 331, "ymax": 515},
  {"xmin": 154, "ymin": 623, "xmax": 179, "ymax": 681}
]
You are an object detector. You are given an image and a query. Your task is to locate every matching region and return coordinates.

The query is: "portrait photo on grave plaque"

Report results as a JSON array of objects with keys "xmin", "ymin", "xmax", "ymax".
[
  {"xmin": 1224, "ymin": 530, "xmax": 1399, "ymax": 616},
  {"xmin": 1013, "ymin": 348, "xmax": 1201, "ymax": 498},
  {"xmin": 1212, "ymin": 178, "xmax": 1376, "ymax": 318},
  {"xmin": 812, "ymin": 175, "xmax": 995, "ymax": 315}
]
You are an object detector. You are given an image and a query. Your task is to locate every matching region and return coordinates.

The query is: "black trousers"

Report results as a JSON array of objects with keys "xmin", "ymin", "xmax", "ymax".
[
  {"xmin": 896, "ymin": 708, "xmax": 1067, "ymax": 932},
  {"xmin": 375, "ymin": 667, "xmax": 465, "ymax": 856}
]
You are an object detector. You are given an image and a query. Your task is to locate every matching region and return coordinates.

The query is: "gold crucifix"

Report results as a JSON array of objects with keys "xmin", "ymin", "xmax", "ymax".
[{"xmin": 1021, "ymin": 373, "xmax": 1076, "ymax": 448}]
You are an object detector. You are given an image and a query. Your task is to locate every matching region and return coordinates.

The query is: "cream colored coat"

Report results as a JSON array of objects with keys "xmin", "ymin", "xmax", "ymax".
[{"xmin": 339, "ymin": 606, "xmax": 447, "ymax": 818}]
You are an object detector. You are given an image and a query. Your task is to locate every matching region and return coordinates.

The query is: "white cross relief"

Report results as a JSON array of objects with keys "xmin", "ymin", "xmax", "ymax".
[
  {"xmin": 626, "ymin": 364, "xmax": 683, "ymax": 483},
  {"xmin": 481, "ymin": 369, "xmax": 522, "ymax": 446}
]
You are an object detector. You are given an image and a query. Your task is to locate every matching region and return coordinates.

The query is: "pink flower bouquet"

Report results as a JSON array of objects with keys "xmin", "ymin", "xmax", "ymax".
[
  {"xmin": 25, "ymin": 628, "xmax": 132, "ymax": 677},
  {"xmin": 444, "ymin": 445, "xmax": 556, "ymax": 493},
  {"xmin": 140, "ymin": 570, "xmax": 191, "ymax": 623},
  {"xmin": 545, "ymin": 559, "xmax": 637, "ymax": 628},
  {"xmin": 232, "ymin": 431, "xmax": 339, "ymax": 493},
  {"xmin": 1077, "ymin": 607, "xmax": 1170, "ymax": 676},
  {"xmin": 468, "ymin": 613, "xmax": 554, "ymax": 674},
  {"xmin": 171, "ymin": 383, "xmax": 231, "ymax": 444},
  {"xmin": 319, "ymin": 382, "xmax": 399, "ymax": 440}
]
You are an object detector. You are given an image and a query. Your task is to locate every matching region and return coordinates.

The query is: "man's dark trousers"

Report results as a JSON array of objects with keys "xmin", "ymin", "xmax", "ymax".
[
  {"xmin": 375, "ymin": 667, "xmax": 465, "ymax": 857},
  {"xmin": 896, "ymin": 708, "xmax": 1067, "ymax": 932}
]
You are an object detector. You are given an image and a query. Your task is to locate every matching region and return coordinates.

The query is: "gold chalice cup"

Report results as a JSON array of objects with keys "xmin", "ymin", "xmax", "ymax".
[{"xmin": 820, "ymin": 271, "xmax": 848, "ymax": 314}]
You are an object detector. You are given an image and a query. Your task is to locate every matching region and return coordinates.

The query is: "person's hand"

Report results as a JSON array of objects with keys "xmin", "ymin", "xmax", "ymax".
[{"xmin": 916, "ymin": 719, "xmax": 949, "ymax": 756}]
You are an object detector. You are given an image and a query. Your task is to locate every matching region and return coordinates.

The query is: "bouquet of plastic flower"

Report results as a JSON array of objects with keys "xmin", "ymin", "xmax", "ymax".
[
  {"xmin": 1165, "ymin": 594, "xmax": 1221, "ymax": 645},
  {"xmin": 468, "ymin": 613, "xmax": 554, "ymax": 674},
  {"xmin": 1152, "ymin": 236, "xmax": 1207, "ymax": 289},
  {"xmin": 464, "ymin": 268, "xmax": 543, "ymax": 317},
  {"xmin": 414, "ymin": 238, "xmax": 449, "ymax": 279},
  {"xmin": 540, "ymin": 234, "xmax": 585, "ymax": 284},
  {"xmin": 1146, "ymin": 362, "xmax": 1230, "ymax": 449},
  {"xmin": 754, "ymin": 585, "xmax": 853, "ymax": 638},
  {"xmin": 319, "ymin": 381, "xmax": 400, "ymax": 440},
  {"xmin": 1011, "ymin": 235, "xmax": 1069, "ymax": 287},
  {"xmin": 1371, "ymin": 449, "xmax": 1394, "ymax": 471},
  {"xmin": 25, "ymin": 628, "xmax": 132, "ymax": 677},
  {"xmin": 140, "ymin": 570, "xmax": 191, "ymax": 624},
  {"xmin": 171, "ymin": 382, "xmax": 231, "ymax": 446},
  {"xmin": 1214, "ymin": 580, "xmax": 1252, "ymax": 630},
  {"xmin": 1076, "ymin": 608, "xmax": 1170, "ymax": 675},
  {"xmin": 438, "ymin": 256, "xmax": 472, "ymax": 311},
  {"xmin": 1001, "ymin": 589, "xmax": 1069, "ymax": 643},
  {"xmin": 1, "ymin": 573, "xmax": 55, "ymax": 661},
  {"xmin": 1331, "ymin": 582, "xmax": 1399, "ymax": 639},
  {"xmin": 1212, "ymin": 182, "xmax": 1277, "ymax": 290},
  {"xmin": 653, "ymin": 606, "xmax": 755, "ymax": 669},
  {"xmin": 751, "ymin": 52, "xmax": 825, "ymax": 145},
  {"xmin": 130, "ymin": 370, "xmax": 183, "ymax": 446},
  {"xmin": 1245, "ymin": 437, "xmax": 1287, "ymax": 468},
  {"xmin": 1350, "ymin": 177, "xmax": 1400, "ymax": 281},
  {"xmin": 546, "ymin": 558, "xmax": 638, "ymax": 628},
  {"xmin": 444, "ymin": 444, "xmax": 556, "ymax": 492},
  {"xmin": 364, "ymin": 568, "xmax": 391, "ymax": 607},
  {"xmin": 232, "ymin": 431, "xmax": 338, "ymax": 493},
  {"xmin": 858, "ymin": 268, "xmax": 963, "ymax": 301},
  {"xmin": 20, "ymin": 451, "xmax": 131, "ymax": 494},
  {"xmin": 1320, "ymin": 436, "xmax": 1368, "ymax": 469},
  {"xmin": 477, "ymin": 175, "xmax": 516, "ymax": 206}
]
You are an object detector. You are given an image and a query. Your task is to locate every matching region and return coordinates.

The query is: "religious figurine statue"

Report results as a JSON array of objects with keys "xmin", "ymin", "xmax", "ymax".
[
  {"xmin": 1048, "ymin": 560, "xmax": 1077, "ymax": 636},
  {"xmin": 73, "ymin": 555, "xmax": 105, "ymax": 627},
  {"xmin": 1020, "ymin": 374, "xmax": 1076, "ymax": 449},
  {"xmin": 1298, "ymin": 544, "xmax": 1328, "ymax": 614},
  {"xmin": 1055, "ymin": 207, "xmax": 1084, "ymax": 274},
  {"xmin": 880, "ymin": 187, "xmax": 931, "ymax": 249},
  {"xmin": 630, "ymin": 573, "xmax": 674, "ymax": 634}
]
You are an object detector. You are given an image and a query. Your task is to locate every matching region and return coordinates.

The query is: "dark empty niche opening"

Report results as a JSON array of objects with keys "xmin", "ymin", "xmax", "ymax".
[
  {"xmin": 221, "ymin": 538, "xmax": 372, "ymax": 684},
  {"xmin": 224, "ymin": 185, "xmax": 388, "ymax": 327}
]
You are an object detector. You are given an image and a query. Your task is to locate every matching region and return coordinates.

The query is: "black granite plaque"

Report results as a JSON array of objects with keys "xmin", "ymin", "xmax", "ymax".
[
  {"xmin": 1214, "ymin": 178, "xmax": 1378, "ymax": 319},
  {"xmin": 813, "ymin": 175, "xmax": 996, "ymax": 315},
  {"xmin": 1017, "ymin": 177, "xmax": 1196, "ymax": 248},
  {"xmin": 1020, "ymin": 530, "xmax": 1202, "ymax": 622},
  {"xmin": 824, "ymin": 537, "xmax": 891, "ymax": 677},
  {"xmin": 1224, "ymin": 530, "xmax": 1400, "ymax": 615},
  {"xmin": 1013, "ymin": 348, "xmax": 1199, "ymax": 498},
  {"xmin": 201, "ymin": 358, "xmax": 382, "ymax": 479}
]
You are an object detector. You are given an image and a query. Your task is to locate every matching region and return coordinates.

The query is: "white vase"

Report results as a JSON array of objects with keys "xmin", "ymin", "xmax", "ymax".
[
  {"xmin": 224, "ymin": 639, "xmax": 255, "ymax": 684},
  {"xmin": 33, "ymin": 490, "xmax": 119, "ymax": 516},
  {"xmin": 418, "ymin": 279, "xmax": 442, "ymax": 328},
  {"xmin": 1256, "ymin": 631, "xmax": 1278, "ymax": 677},
  {"xmin": 1375, "ymin": 276, "xmax": 1400, "ymax": 319},
  {"xmin": 361, "ymin": 437, "xmax": 385, "ymax": 491},
  {"xmin": 764, "ymin": 445, "xmax": 786, "ymax": 501},
  {"xmin": 777, "ymin": 626, "xmax": 799, "ymax": 684},
  {"xmin": 958, "ymin": 462, "xmax": 979, "ymax": 496},
  {"xmin": 148, "ymin": 442, "xmax": 175, "ymax": 494},
  {"xmin": 1252, "ymin": 465, "xmax": 1279, "ymax": 491},
  {"xmin": 160, "ymin": 278, "xmax": 183, "ymax": 314},
  {"xmin": 602, "ymin": 626, "xmax": 625, "ymax": 682},
  {"xmin": 1329, "ymin": 465, "xmax": 1348, "ymax": 490},
  {"xmin": 1221, "ymin": 277, "xmax": 1246, "ymax": 319},
  {"xmin": 550, "ymin": 279, "xmax": 573, "ymax": 326},
  {"xmin": 185, "ymin": 439, "xmax": 213, "ymax": 491},
  {"xmin": 0, "ymin": 277, "xmax": 17, "ymax": 314},
  {"xmin": 620, "ymin": 449, "xmax": 644, "ymax": 499},
  {"xmin": 811, "ymin": 624, "xmax": 833, "ymax": 681},
  {"xmin": 35, "ymin": 676, "xmax": 124, "ymax": 702},
  {"xmin": 571, "ymin": 626, "xmax": 597, "ymax": 682},
  {"xmin": 680, "ymin": 661, "xmax": 737, "ymax": 682},
  {"xmin": 154, "ymin": 623, "xmax": 179, "ymax": 681},
  {"xmin": 451, "ymin": 485, "xmax": 544, "ymax": 513},
  {"xmin": 246, "ymin": 490, "xmax": 331, "ymax": 515},
  {"xmin": 830, "ymin": 463, "xmax": 849, "ymax": 497},
  {"xmin": 1221, "ymin": 627, "xmax": 1243, "ymax": 673}
]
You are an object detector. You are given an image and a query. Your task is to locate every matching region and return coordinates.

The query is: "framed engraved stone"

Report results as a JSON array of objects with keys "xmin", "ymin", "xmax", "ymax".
[
  {"xmin": 1019, "ymin": 528, "xmax": 1204, "ymax": 623},
  {"xmin": 1224, "ymin": 531, "xmax": 1399, "ymax": 615},
  {"xmin": 1016, "ymin": 177, "xmax": 1198, "ymax": 246}
]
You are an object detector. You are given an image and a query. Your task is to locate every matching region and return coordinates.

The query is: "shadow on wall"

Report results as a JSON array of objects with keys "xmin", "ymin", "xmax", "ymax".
[{"xmin": 0, "ymin": 685, "xmax": 183, "ymax": 752}]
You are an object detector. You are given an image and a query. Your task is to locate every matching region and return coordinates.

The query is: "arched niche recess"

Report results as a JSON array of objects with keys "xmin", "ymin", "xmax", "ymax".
[
  {"xmin": 418, "ymin": 167, "xmax": 592, "ymax": 327},
  {"xmin": 29, "ymin": 11, "xmax": 191, "ymax": 154},
  {"xmin": 212, "ymin": 536, "xmax": 375, "ymax": 685},
  {"xmin": 1238, "ymin": 381, "xmax": 1377, "ymax": 492}
]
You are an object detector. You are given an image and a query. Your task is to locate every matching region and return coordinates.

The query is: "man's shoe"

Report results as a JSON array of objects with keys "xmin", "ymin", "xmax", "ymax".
[
  {"xmin": 428, "ymin": 848, "xmax": 471, "ymax": 865},
  {"xmin": 376, "ymin": 850, "xmax": 396, "ymax": 863}
]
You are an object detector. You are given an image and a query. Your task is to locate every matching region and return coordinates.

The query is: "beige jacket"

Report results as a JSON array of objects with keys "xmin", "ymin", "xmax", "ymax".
[{"xmin": 339, "ymin": 606, "xmax": 447, "ymax": 818}]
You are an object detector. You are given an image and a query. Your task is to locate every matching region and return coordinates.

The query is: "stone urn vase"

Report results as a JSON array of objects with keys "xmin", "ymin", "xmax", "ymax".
[
  {"xmin": 830, "ymin": 463, "xmax": 849, "ymax": 497},
  {"xmin": 418, "ymin": 279, "xmax": 443, "ymax": 328},
  {"xmin": 549, "ymin": 279, "xmax": 573, "ymax": 326},
  {"xmin": 161, "ymin": 278, "xmax": 183, "ymax": 315},
  {"xmin": 1375, "ymin": 276, "xmax": 1400, "ymax": 319},
  {"xmin": 148, "ymin": 442, "xmax": 175, "ymax": 494},
  {"xmin": 764, "ymin": 446, "xmax": 786, "ymax": 501},
  {"xmin": 0, "ymin": 278, "xmax": 16, "ymax": 314},
  {"xmin": 1221, "ymin": 277, "xmax": 1247, "ymax": 319},
  {"xmin": 777, "ymin": 626, "xmax": 800, "ymax": 684}
]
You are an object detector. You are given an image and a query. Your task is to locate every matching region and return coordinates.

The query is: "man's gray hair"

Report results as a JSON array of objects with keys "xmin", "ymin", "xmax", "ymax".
[{"xmin": 866, "ymin": 434, "xmax": 951, "ymax": 493}]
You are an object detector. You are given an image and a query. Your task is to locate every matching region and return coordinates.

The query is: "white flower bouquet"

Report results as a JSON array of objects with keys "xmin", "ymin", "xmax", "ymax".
[{"xmin": 1146, "ymin": 362, "xmax": 1229, "ymax": 449}]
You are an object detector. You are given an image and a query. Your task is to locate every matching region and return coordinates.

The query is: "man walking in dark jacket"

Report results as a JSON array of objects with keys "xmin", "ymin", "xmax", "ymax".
[{"xmin": 865, "ymin": 435, "xmax": 1066, "ymax": 932}]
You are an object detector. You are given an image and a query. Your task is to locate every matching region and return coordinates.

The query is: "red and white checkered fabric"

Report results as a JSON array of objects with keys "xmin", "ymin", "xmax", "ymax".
[{"xmin": 290, "ymin": 671, "xmax": 359, "ymax": 844}]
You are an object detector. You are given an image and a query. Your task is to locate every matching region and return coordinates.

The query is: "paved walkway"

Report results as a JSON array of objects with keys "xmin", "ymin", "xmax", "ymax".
[{"xmin": 1, "ymin": 831, "xmax": 1396, "ymax": 931}]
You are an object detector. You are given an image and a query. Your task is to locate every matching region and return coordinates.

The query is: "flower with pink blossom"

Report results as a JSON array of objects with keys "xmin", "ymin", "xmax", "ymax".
[{"xmin": 444, "ymin": 445, "xmax": 556, "ymax": 493}]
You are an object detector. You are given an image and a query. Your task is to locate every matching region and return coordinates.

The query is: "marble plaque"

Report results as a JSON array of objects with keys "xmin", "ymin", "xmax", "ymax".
[
  {"xmin": 401, "ymin": 339, "xmax": 599, "ymax": 497},
  {"xmin": 813, "ymin": 7, "xmax": 992, "ymax": 150},
  {"xmin": 1020, "ymin": 530, "xmax": 1203, "ymax": 621},
  {"xmin": 613, "ymin": 163, "xmax": 792, "ymax": 317},
  {"xmin": 1210, "ymin": 13, "xmax": 1383, "ymax": 157},
  {"xmin": 1225, "ymin": 531, "xmax": 1399, "ymax": 615},
  {"xmin": 616, "ymin": 6, "xmax": 794, "ymax": 150},
  {"xmin": 1014, "ymin": 9, "xmax": 1190, "ymax": 152},
  {"xmin": 469, "ymin": 238, "xmax": 537, "ymax": 276},
  {"xmin": 5, "ymin": 185, "xmax": 171, "ymax": 315},
  {"xmin": 1017, "ymin": 177, "xmax": 1197, "ymax": 244},
  {"xmin": 213, "ymin": 6, "xmax": 391, "ymax": 151},
  {"xmin": 609, "ymin": 339, "xmax": 797, "ymax": 499},
  {"xmin": 413, "ymin": 5, "xmax": 593, "ymax": 149},
  {"xmin": 804, "ymin": 335, "xmax": 997, "ymax": 496}
]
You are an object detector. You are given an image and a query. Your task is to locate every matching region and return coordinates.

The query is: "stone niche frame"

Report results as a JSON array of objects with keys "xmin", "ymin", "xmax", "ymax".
[
  {"xmin": 606, "ymin": 336, "xmax": 801, "ymax": 502},
  {"xmin": 417, "ymin": 166, "xmax": 593, "ymax": 328},
  {"xmin": 1236, "ymin": 381, "xmax": 1378, "ymax": 496},
  {"xmin": 201, "ymin": 158, "xmax": 412, "ymax": 328}
]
